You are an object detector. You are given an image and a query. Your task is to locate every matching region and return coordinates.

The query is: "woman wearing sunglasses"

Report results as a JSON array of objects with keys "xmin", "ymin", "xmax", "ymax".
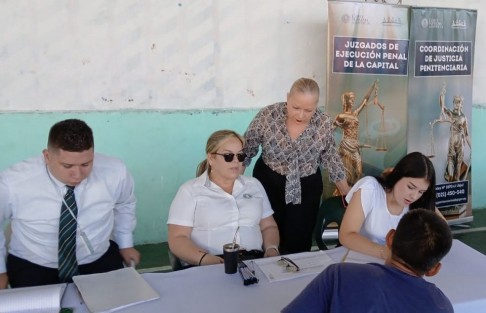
[
  {"xmin": 243, "ymin": 78, "xmax": 350, "ymax": 254},
  {"xmin": 167, "ymin": 130, "xmax": 280, "ymax": 267}
]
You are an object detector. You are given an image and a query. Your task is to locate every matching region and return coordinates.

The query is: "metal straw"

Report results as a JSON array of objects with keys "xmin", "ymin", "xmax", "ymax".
[{"xmin": 231, "ymin": 226, "xmax": 240, "ymax": 249}]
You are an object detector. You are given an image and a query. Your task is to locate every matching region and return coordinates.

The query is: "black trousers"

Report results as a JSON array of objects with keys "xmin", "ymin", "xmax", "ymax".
[
  {"xmin": 7, "ymin": 240, "xmax": 124, "ymax": 288},
  {"xmin": 253, "ymin": 157, "xmax": 323, "ymax": 255}
]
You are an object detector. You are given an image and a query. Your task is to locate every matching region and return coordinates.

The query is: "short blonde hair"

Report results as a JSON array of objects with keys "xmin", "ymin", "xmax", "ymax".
[
  {"xmin": 289, "ymin": 78, "xmax": 320, "ymax": 99},
  {"xmin": 196, "ymin": 130, "xmax": 245, "ymax": 177}
]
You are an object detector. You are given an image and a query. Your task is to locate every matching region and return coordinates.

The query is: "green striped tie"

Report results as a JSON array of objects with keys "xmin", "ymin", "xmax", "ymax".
[{"xmin": 58, "ymin": 185, "xmax": 79, "ymax": 282}]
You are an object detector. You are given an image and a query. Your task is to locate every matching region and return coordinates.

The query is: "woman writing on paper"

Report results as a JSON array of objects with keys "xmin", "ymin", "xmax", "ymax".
[
  {"xmin": 167, "ymin": 130, "xmax": 280, "ymax": 267},
  {"xmin": 243, "ymin": 78, "xmax": 350, "ymax": 254},
  {"xmin": 339, "ymin": 152, "xmax": 443, "ymax": 260}
]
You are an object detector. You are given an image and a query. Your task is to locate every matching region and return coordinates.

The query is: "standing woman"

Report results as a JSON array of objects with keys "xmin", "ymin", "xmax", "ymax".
[{"xmin": 243, "ymin": 78, "xmax": 350, "ymax": 254}]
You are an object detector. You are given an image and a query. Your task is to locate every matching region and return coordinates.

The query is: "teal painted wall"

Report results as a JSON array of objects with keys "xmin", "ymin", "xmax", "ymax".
[
  {"xmin": 1, "ymin": 107, "xmax": 485, "ymax": 244},
  {"xmin": 472, "ymin": 106, "xmax": 486, "ymax": 210},
  {"xmin": 0, "ymin": 110, "xmax": 260, "ymax": 244}
]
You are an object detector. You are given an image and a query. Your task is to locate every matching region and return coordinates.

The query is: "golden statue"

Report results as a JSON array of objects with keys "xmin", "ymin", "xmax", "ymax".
[
  {"xmin": 333, "ymin": 80, "xmax": 378, "ymax": 187},
  {"xmin": 438, "ymin": 85, "xmax": 472, "ymax": 182}
]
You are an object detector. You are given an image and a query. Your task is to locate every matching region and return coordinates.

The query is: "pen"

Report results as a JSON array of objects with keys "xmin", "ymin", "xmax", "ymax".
[
  {"xmin": 341, "ymin": 249, "xmax": 350, "ymax": 263},
  {"xmin": 250, "ymin": 260, "xmax": 256, "ymax": 275}
]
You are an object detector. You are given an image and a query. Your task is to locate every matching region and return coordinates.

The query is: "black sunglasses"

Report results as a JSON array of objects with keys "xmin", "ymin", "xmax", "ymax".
[{"xmin": 212, "ymin": 153, "xmax": 246, "ymax": 162}]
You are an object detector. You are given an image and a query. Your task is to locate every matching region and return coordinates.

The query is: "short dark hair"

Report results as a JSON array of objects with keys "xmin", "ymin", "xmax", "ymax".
[
  {"xmin": 48, "ymin": 119, "xmax": 94, "ymax": 152},
  {"xmin": 392, "ymin": 209, "xmax": 452, "ymax": 275},
  {"xmin": 376, "ymin": 152, "xmax": 436, "ymax": 211}
]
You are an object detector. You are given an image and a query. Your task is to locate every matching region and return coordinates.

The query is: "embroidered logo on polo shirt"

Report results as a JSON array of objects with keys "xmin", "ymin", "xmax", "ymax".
[{"xmin": 243, "ymin": 194, "xmax": 253, "ymax": 199}]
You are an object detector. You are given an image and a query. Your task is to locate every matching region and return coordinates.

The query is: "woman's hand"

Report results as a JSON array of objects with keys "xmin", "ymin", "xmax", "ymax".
[
  {"xmin": 0, "ymin": 273, "xmax": 8, "ymax": 290},
  {"xmin": 335, "ymin": 179, "xmax": 351, "ymax": 197},
  {"xmin": 169, "ymin": 224, "xmax": 223, "ymax": 266},
  {"xmin": 260, "ymin": 216, "xmax": 280, "ymax": 258},
  {"xmin": 264, "ymin": 248, "xmax": 280, "ymax": 258},
  {"xmin": 380, "ymin": 246, "xmax": 391, "ymax": 260},
  {"xmin": 200, "ymin": 254, "xmax": 224, "ymax": 266}
]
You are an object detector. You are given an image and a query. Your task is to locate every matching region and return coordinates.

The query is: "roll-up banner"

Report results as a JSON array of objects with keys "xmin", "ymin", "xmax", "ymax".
[
  {"xmin": 407, "ymin": 7, "xmax": 476, "ymax": 222},
  {"xmin": 325, "ymin": 1, "xmax": 410, "ymax": 198}
]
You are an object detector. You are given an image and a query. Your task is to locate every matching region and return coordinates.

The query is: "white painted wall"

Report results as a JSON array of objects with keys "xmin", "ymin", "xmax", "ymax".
[
  {"xmin": 0, "ymin": 0, "xmax": 483, "ymax": 111},
  {"xmin": 0, "ymin": 0, "xmax": 328, "ymax": 111}
]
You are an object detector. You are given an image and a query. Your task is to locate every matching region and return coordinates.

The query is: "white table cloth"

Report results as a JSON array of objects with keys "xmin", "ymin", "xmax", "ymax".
[{"xmin": 61, "ymin": 240, "xmax": 486, "ymax": 312}]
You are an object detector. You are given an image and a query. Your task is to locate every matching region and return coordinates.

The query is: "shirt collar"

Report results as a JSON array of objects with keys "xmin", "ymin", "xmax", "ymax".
[
  {"xmin": 196, "ymin": 170, "xmax": 245, "ymax": 189},
  {"xmin": 46, "ymin": 166, "xmax": 65, "ymax": 189},
  {"xmin": 45, "ymin": 165, "xmax": 89, "ymax": 191}
]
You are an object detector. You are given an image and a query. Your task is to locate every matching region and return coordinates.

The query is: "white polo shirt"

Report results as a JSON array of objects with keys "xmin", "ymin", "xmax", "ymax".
[{"xmin": 167, "ymin": 171, "xmax": 274, "ymax": 256}]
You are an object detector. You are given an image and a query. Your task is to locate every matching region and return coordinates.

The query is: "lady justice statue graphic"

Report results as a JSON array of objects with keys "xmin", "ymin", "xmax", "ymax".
[
  {"xmin": 333, "ymin": 80, "xmax": 387, "ymax": 188},
  {"xmin": 429, "ymin": 83, "xmax": 472, "ymax": 182}
]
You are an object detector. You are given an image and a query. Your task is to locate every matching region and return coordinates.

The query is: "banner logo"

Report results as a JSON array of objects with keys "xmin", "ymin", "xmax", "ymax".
[
  {"xmin": 352, "ymin": 14, "xmax": 370, "ymax": 25},
  {"xmin": 422, "ymin": 18, "xmax": 443, "ymax": 29},
  {"xmin": 382, "ymin": 16, "xmax": 403, "ymax": 27},
  {"xmin": 452, "ymin": 20, "xmax": 467, "ymax": 29},
  {"xmin": 342, "ymin": 14, "xmax": 370, "ymax": 25}
]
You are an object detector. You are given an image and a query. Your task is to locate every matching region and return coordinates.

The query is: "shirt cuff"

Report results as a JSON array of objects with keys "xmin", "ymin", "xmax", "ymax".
[
  {"xmin": 0, "ymin": 260, "xmax": 6, "ymax": 274},
  {"xmin": 113, "ymin": 233, "xmax": 134, "ymax": 249},
  {"xmin": 330, "ymin": 171, "xmax": 347, "ymax": 183}
]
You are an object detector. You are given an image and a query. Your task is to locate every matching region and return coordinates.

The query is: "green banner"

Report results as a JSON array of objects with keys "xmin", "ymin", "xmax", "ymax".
[{"xmin": 408, "ymin": 7, "xmax": 477, "ymax": 217}]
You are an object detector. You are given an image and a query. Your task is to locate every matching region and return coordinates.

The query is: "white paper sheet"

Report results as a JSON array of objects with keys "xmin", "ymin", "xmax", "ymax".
[
  {"xmin": 253, "ymin": 251, "xmax": 335, "ymax": 282},
  {"xmin": 343, "ymin": 249, "xmax": 385, "ymax": 265},
  {"xmin": 73, "ymin": 267, "xmax": 159, "ymax": 313},
  {"xmin": 0, "ymin": 283, "xmax": 66, "ymax": 313}
]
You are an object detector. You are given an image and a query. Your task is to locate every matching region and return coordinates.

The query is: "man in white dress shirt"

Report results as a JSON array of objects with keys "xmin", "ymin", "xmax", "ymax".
[{"xmin": 0, "ymin": 119, "xmax": 140, "ymax": 289}]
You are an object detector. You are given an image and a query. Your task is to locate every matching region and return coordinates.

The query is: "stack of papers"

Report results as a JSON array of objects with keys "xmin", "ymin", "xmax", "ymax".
[
  {"xmin": 253, "ymin": 251, "xmax": 335, "ymax": 282},
  {"xmin": 73, "ymin": 267, "xmax": 159, "ymax": 313},
  {"xmin": 0, "ymin": 283, "xmax": 66, "ymax": 313}
]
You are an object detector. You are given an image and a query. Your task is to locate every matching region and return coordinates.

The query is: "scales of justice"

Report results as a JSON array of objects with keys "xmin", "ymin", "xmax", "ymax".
[
  {"xmin": 333, "ymin": 79, "xmax": 388, "ymax": 189},
  {"xmin": 361, "ymin": 80, "xmax": 387, "ymax": 152}
]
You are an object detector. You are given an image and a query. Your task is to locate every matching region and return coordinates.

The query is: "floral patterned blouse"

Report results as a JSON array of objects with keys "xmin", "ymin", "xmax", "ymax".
[{"xmin": 243, "ymin": 102, "xmax": 346, "ymax": 204}]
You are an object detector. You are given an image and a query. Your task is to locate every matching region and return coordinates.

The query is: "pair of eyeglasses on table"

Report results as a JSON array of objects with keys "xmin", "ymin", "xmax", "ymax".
[{"xmin": 276, "ymin": 256, "xmax": 300, "ymax": 272}]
